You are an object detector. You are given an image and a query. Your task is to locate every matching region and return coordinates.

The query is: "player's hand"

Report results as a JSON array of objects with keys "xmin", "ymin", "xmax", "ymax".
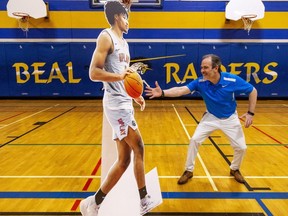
[
  {"xmin": 145, "ymin": 81, "xmax": 162, "ymax": 99},
  {"xmin": 127, "ymin": 66, "xmax": 136, "ymax": 73},
  {"xmin": 119, "ymin": 68, "xmax": 132, "ymax": 80},
  {"xmin": 134, "ymin": 96, "xmax": 145, "ymax": 111},
  {"xmin": 240, "ymin": 112, "xmax": 253, "ymax": 128}
]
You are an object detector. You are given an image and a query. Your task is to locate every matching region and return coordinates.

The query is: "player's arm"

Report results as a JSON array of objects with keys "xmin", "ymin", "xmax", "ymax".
[
  {"xmin": 145, "ymin": 81, "xmax": 191, "ymax": 99},
  {"xmin": 89, "ymin": 32, "xmax": 128, "ymax": 82}
]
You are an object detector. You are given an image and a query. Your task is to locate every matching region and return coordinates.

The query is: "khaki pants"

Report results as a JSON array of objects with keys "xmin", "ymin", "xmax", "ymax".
[{"xmin": 185, "ymin": 111, "xmax": 247, "ymax": 172}]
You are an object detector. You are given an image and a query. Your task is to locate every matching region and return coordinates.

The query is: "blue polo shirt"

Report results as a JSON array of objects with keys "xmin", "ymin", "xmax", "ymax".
[{"xmin": 186, "ymin": 72, "xmax": 254, "ymax": 118}]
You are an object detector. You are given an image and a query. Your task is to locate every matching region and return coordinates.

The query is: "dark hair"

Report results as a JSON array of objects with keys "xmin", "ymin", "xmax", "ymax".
[
  {"xmin": 202, "ymin": 54, "xmax": 222, "ymax": 73},
  {"xmin": 104, "ymin": 1, "xmax": 128, "ymax": 26}
]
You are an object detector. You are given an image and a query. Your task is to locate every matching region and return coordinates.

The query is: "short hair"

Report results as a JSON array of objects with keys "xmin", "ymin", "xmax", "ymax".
[
  {"xmin": 202, "ymin": 54, "xmax": 222, "ymax": 73},
  {"xmin": 104, "ymin": 1, "xmax": 128, "ymax": 26}
]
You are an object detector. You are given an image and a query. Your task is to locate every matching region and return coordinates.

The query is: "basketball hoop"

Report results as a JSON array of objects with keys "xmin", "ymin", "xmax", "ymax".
[
  {"xmin": 241, "ymin": 14, "xmax": 257, "ymax": 35},
  {"xmin": 12, "ymin": 12, "xmax": 30, "ymax": 36}
]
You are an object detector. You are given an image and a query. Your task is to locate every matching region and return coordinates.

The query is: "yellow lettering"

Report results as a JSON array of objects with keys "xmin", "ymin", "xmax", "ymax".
[
  {"xmin": 13, "ymin": 63, "xmax": 30, "ymax": 83},
  {"xmin": 229, "ymin": 63, "xmax": 243, "ymax": 75},
  {"xmin": 263, "ymin": 62, "xmax": 278, "ymax": 84},
  {"xmin": 244, "ymin": 62, "xmax": 261, "ymax": 83},
  {"xmin": 182, "ymin": 63, "xmax": 198, "ymax": 83},
  {"xmin": 47, "ymin": 62, "xmax": 66, "ymax": 83},
  {"xmin": 31, "ymin": 62, "xmax": 47, "ymax": 83},
  {"xmin": 220, "ymin": 65, "xmax": 226, "ymax": 72},
  {"xmin": 164, "ymin": 63, "xmax": 180, "ymax": 84},
  {"xmin": 66, "ymin": 62, "xmax": 81, "ymax": 83}
]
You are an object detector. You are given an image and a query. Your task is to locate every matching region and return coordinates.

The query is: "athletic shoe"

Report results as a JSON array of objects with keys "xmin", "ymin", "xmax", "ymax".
[
  {"xmin": 140, "ymin": 194, "xmax": 156, "ymax": 215},
  {"xmin": 80, "ymin": 195, "xmax": 100, "ymax": 216}
]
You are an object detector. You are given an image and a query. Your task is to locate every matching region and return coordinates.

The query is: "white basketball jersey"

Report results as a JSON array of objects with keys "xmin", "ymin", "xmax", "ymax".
[{"xmin": 102, "ymin": 28, "xmax": 132, "ymax": 110}]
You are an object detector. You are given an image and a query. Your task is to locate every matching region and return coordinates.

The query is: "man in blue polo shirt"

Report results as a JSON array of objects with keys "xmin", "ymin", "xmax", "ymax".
[{"xmin": 145, "ymin": 54, "xmax": 257, "ymax": 184}]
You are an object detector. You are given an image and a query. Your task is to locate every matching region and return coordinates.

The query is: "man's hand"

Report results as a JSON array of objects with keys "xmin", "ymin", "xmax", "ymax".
[
  {"xmin": 134, "ymin": 96, "xmax": 145, "ymax": 111},
  {"xmin": 240, "ymin": 112, "xmax": 254, "ymax": 128},
  {"xmin": 145, "ymin": 81, "xmax": 162, "ymax": 99}
]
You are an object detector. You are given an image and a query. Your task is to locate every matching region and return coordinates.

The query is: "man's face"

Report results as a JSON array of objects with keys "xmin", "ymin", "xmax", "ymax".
[
  {"xmin": 116, "ymin": 13, "xmax": 129, "ymax": 34},
  {"xmin": 200, "ymin": 57, "xmax": 219, "ymax": 81}
]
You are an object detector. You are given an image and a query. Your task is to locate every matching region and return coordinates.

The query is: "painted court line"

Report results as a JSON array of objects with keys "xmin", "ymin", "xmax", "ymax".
[
  {"xmin": 172, "ymin": 104, "xmax": 218, "ymax": 191},
  {"xmin": 239, "ymin": 118, "xmax": 284, "ymax": 145},
  {"xmin": 0, "ymin": 112, "xmax": 26, "ymax": 123},
  {"xmin": 0, "ymin": 104, "xmax": 59, "ymax": 129}
]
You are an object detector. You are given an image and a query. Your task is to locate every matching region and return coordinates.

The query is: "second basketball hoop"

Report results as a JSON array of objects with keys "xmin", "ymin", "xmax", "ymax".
[
  {"xmin": 12, "ymin": 12, "xmax": 30, "ymax": 33},
  {"xmin": 225, "ymin": 0, "xmax": 265, "ymax": 35}
]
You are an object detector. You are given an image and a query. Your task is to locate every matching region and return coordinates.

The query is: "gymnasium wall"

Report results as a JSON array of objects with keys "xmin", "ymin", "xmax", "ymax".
[{"xmin": 0, "ymin": 0, "xmax": 287, "ymax": 98}]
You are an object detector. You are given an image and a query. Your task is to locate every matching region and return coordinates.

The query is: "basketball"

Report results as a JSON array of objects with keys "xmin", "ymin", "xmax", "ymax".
[{"xmin": 124, "ymin": 72, "xmax": 143, "ymax": 99}]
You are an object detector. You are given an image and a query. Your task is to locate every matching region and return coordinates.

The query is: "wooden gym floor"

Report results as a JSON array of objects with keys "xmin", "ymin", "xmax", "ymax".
[{"xmin": 0, "ymin": 99, "xmax": 287, "ymax": 216}]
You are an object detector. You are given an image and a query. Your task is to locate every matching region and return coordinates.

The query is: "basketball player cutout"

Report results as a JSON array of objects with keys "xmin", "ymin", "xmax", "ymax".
[{"xmin": 80, "ymin": 1, "xmax": 156, "ymax": 215}]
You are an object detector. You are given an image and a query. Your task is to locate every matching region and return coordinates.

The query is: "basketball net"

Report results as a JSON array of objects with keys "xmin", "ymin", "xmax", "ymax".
[
  {"xmin": 241, "ymin": 14, "xmax": 257, "ymax": 35},
  {"xmin": 12, "ymin": 12, "xmax": 30, "ymax": 37}
]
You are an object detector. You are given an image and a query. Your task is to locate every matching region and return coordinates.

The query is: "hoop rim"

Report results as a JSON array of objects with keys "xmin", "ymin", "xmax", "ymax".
[
  {"xmin": 241, "ymin": 14, "xmax": 257, "ymax": 19},
  {"xmin": 12, "ymin": 12, "xmax": 30, "ymax": 18}
]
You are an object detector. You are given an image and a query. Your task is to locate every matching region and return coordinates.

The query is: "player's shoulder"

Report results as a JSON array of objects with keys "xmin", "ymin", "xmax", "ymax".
[
  {"xmin": 97, "ymin": 29, "xmax": 113, "ymax": 46},
  {"xmin": 98, "ymin": 29, "xmax": 111, "ymax": 40}
]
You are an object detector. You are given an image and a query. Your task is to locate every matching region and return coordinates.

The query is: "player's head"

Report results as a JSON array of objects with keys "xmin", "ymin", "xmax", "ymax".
[
  {"xmin": 202, "ymin": 54, "xmax": 222, "ymax": 73},
  {"xmin": 104, "ymin": 1, "xmax": 129, "ymax": 26}
]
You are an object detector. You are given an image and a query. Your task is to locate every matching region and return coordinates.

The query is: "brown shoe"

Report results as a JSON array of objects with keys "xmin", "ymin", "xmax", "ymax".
[
  {"xmin": 230, "ymin": 169, "xmax": 245, "ymax": 183},
  {"xmin": 177, "ymin": 171, "xmax": 193, "ymax": 185}
]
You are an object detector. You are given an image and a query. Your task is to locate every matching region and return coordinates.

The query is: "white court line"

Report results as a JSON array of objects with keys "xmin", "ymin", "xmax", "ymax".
[
  {"xmin": 0, "ymin": 175, "xmax": 287, "ymax": 179},
  {"xmin": 172, "ymin": 104, "xmax": 218, "ymax": 191},
  {"xmin": 283, "ymin": 104, "xmax": 288, "ymax": 107},
  {"xmin": 0, "ymin": 104, "xmax": 59, "ymax": 129},
  {"xmin": 185, "ymin": 124, "xmax": 288, "ymax": 127}
]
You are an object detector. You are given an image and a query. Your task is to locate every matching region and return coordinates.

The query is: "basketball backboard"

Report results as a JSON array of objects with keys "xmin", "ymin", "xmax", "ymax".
[
  {"xmin": 7, "ymin": 0, "xmax": 47, "ymax": 19},
  {"xmin": 225, "ymin": 0, "xmax": 265, "ymax": 21},
  {"xmin": 225, "ymin": 0, "xmax": 265, "ymax": 34}
]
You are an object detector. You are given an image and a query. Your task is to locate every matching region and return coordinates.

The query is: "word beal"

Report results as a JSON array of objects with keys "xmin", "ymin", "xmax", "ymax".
[{"xmin": 13, "ymin": 62, "xmax": 81, "ymax": 84}]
